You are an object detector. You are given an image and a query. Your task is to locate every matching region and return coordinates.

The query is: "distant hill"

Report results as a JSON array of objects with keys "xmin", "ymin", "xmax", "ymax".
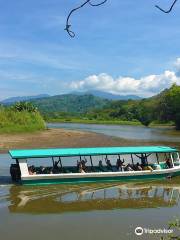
[
  {"xmin": 72, "ymin": 90, "xmax": 141, "ymax": 100},
  {"xmin": 1, "ymin": 94, "xmax": 50, "ymax": 104},
  {"xmin": 31, "ymin": 94, "xmax": 109, "ymax": 114},
  {"xmin": 1, "ymin": 91, "xmax": 140, "ymax": 116}
]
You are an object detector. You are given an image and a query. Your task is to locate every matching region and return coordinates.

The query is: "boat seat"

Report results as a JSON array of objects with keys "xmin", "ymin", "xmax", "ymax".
[
  {"xmin": 174, "ymin": 162, "xmax": 180, "ymax": 166},
  {"xmin": 159, "ymin": 162, "xmax": 168, "ymax": 169},
  {"xmin": 151, "ymin": 164, "xmax": 161, "ymax": 170}
]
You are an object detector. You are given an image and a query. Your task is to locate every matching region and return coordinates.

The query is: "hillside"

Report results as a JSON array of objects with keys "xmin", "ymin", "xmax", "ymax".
[
  {"xmin": 31, "ymin": 94, "xmax": 109, "ymax": 115},
  {"xmin": 25, "ymin": 85, "xmax": 180, "ymax": 129},
  {"xmin": 85, "ymin": 84, "xmax": 180, "ymax": 129},
  {"xmin": 72, "ymin": 90, "xmax": 141, "ymax": 100},
  {"xmin": 1, "ymin": 94, "xmax": 50, "ymax": 104}
]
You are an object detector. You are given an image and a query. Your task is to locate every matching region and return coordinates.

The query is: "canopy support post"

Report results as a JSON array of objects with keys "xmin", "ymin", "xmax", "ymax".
[
  {"xmin": 131, "ymin": 154, "xmax": 134, "ymax": 165},
  {"xmin": 177, "ymin": 152, "xmax": 180, "ymax": 165},
  {"xmin": 144, "ymin": 154, "xmax": 148, "ymax": 164},
  {"xmin": 90, "ymin": 155, "xmax": 93, "ymax": 167},
  {"xmin": 52, "ymin": 157, "xmax": 55, "ymax": 167},
  {"xmin": 170, "ymin": 153, "xmax": 175, "ymax": 168},
  {"xmin": 59, "ymin": 157, "xmax": 63, "ymax": 169},
  {"xmin": 90, "ymin": 155, "xmax": 94, "ymax": 171},
  {"xmin": 156, "ymin": 153, "xmax": 159, "ymax": 164}
]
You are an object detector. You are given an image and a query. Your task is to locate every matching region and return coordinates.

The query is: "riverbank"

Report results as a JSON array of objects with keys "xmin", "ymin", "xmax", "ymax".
[
  {"xmin": 0, "ymin": 128, "xmax": 135, "ymax": 153},
  {"xmin": 48, "ymin": 118, "xmax": 141, "ymax": 125},
  {"xmin": 48, "ymin": 118, "xmax": 175, "ymax": 128},
  {"xmin": 0, "ymin": 128, "xmax": 179, "ymax": 154}
]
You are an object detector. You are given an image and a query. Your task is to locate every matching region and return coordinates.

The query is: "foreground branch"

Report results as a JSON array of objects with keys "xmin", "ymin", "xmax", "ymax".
[
  {"xmin": 65, "ymin": 0, "xmax": 178, "ymax": 38},
  {"xmin": 155, "ymin": 0, "xmax": 178, "ymax": 13},
  {"xmin": 64, "ymin": 0, "xmax": 108, "ymax": 38}
]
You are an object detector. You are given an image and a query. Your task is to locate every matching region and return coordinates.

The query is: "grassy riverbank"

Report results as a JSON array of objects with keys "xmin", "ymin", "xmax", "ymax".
[
  {"xmin": 0, "ymin": 107, "xmax": 45, "ymax": 133},
  {"xmin": 48, "ymin": 118, "xmax": 142, "ymax": 125}
]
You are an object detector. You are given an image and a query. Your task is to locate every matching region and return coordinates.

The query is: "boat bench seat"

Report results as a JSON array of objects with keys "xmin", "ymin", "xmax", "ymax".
[
  {"xmin": 150, "ymin": 163, "xmax": 168, "ymax": 170},
  {"xmin": 174, "ymin": 162, "xmax": 180, "ymax": 166},
  {"xmin": 159, "ymin": 162, "xmax": 168, "ymax": 169},
  {"xmin": 35, "ymin": 167, "xmax": 52, "ymax": 174}
]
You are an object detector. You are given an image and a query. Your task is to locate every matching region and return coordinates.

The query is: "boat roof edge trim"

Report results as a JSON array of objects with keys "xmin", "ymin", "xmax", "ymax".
[{"xmin": 9, "ymin": 146, "xmax": 178, "ymax": 159}]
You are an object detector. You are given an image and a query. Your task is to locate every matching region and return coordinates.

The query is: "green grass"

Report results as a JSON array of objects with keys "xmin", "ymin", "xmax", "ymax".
[
  {"xmin": 48, "ymin": 118, "xmax": 142, "ymax": 126},
  {"xmin": 150, "ymin": 121, "xmax": 175, "ymax": 127},
  {"xmin": 0, "ymin": 108, "xmax": 45, "ymax": 133}
]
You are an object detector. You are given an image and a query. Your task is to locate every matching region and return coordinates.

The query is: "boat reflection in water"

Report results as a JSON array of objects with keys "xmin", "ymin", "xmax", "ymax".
[{"xmin": 9, "ymin": 182, "xmax": 180, "ymax": 214}]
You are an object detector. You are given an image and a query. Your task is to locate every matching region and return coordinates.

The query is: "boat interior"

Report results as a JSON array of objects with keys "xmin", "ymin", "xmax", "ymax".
[{"xmin": 26, "ymin": 152, "xmax": 180, "ymax": 175}]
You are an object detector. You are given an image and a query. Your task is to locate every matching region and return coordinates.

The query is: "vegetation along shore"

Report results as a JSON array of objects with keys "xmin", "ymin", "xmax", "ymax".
[
  {"xmin": 0, "ymin": 102, "xmax": 45, "ymax": 134},
  {"xmin": 0, "ymin": 84, "xmax": 179, "ymax": 135},
  {"xmin": 35, "ymin": 84, "xmax": 180, "ymax": 130}
]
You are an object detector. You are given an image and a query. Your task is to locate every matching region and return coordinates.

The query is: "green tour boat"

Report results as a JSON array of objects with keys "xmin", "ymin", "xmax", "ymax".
[{"xmin": 9, "ymin": 146, "xmax": 180, "ymax": 185}]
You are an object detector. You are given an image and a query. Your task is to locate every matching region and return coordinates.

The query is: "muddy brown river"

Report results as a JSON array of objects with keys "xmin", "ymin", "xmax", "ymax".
[{"xmin": 0, "ymin": 124, "xmax": 180, "ymax": 240}]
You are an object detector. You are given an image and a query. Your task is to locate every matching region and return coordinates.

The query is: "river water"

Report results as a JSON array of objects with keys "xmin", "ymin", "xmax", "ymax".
[
  {"xmin": 0, "ymin": 124, "xmax": 180, "ymax": 240},
  {"xmin": 47, "ymin": 122, "xmax": 180, "ymax": 142}
]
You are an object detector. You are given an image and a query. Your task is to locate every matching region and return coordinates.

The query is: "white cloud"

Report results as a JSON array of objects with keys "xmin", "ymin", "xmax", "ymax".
[
  {"xmin": 175, "ymin": 58, "xmax": 180, "ymax": 69},
  {"xmin": 174, "ymin": 58, "xmax": 180, "ymax": 76},
  {"xmin": 70, "ymin": 68, "xmax": 180, "ymax": 97}
]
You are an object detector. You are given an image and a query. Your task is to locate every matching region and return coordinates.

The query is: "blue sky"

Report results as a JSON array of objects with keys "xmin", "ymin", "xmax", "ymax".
[{"xmin": 0, "ymin": 0, "xmax": 180, "ymax": 99}]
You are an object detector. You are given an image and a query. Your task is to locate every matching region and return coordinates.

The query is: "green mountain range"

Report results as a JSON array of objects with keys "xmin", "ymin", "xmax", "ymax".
[
  {"xmin": 31, "ymin": 94, "xmax": 109, "ymax": 114},
  {"xmin": 1, "ymin": 94, "xmax": 50, "ymax": 104}
]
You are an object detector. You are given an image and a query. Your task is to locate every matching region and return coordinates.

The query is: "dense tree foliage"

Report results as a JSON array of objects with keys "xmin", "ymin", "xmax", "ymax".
[
  {"xmin": 32, "ymin": 94, "xmax": 109, "ymax": 115},
  {"xmin": 89, "ymin": 84, "xmax": 180, "ymax": 129},
  {"xmin": 156, "ymin": 84, "xmax": 180, "ymax": 129},
  {"xmin": 31, "ymin": 85, "xmax": 180, "ymax": 129},
  {"xmin": 12, "ymin": 101, "xmax": 38, "ymax": 112},
  {"xmin": 85, "ymin": 99, "xmax": 155, "ymax": 126}
]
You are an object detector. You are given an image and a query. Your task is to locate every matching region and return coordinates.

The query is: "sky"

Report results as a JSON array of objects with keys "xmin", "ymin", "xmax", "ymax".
[{"xmin": 0, "ymin": 0, "xmax": 180, "ymax": 100}]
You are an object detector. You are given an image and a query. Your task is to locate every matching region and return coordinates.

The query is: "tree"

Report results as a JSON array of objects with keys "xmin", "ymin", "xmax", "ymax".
[
  {"xmin": 156, "ymin": 84, "xmax": 180, "ymax": 130},
  {"xmin": 135, "ymin": 100, "xmax": 154, "ymax": 127},
  {"xmin": 12, "ymin": 101, "xmax": 38, "ymax": 113}
]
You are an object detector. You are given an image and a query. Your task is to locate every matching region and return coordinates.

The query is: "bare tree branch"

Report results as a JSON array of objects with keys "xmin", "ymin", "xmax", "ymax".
[
  {"xmin": 64, "ymin": 0, "xmax": 108, "ymax": 38},
  {"xmin": 65, "ymin": 0, "xmax": 178, "ymax": 38},
  {"xmin": 88, "ymin": 0, "xmax": 108, "ymax": 7},
  {"xmin": 155, "ymin": 0, "xmax": 178, "ymax": 13}
]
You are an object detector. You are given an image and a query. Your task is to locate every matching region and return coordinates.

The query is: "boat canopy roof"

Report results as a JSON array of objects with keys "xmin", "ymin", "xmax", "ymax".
[{"xmin": 9, "ymin": 146, "xmax": 177, "ymax": 159}]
